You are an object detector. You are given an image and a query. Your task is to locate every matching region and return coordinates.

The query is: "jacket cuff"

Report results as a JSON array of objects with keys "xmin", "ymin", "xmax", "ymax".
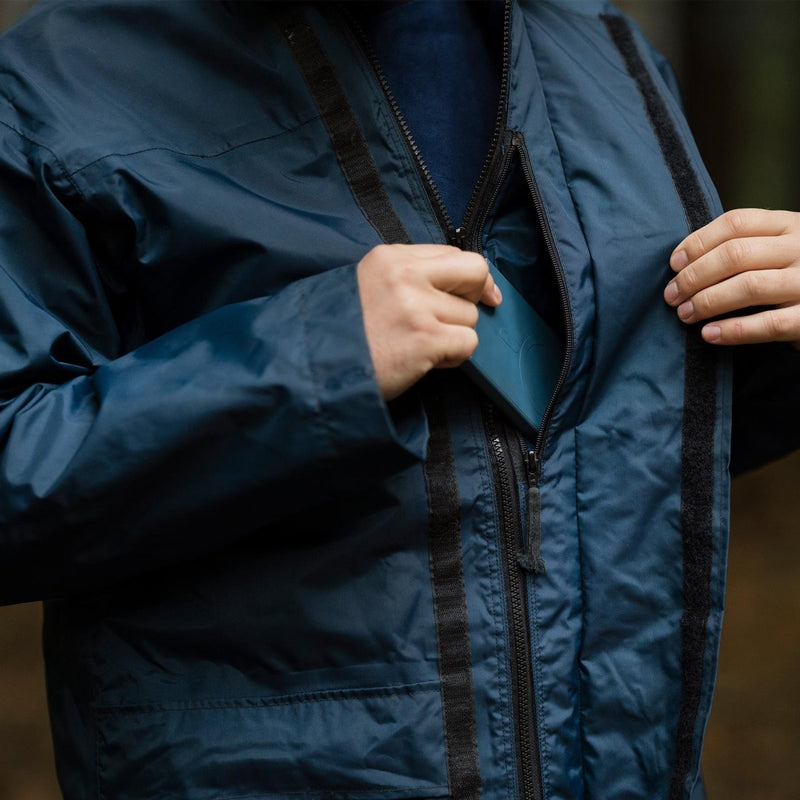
[{"xmin": 300, "ymin": 262, "xmax": 429, "ymax": 466}]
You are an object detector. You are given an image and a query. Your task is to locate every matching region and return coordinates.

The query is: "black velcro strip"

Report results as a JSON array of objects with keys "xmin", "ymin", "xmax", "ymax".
[
  {"xmin": 601, "ymin": 15, "xmax": 718, "ymax": 800},
  {"xmin": 423, "ymin": 391, "xmax": 483, "ymax": 800},
  {"xmin": 601, "ymin": 15, "xmax": 709, "ymax": 231},
  {"xmin": 279, "ymin": 9, "xmax": 481, "ymax": 797},
  {"xmin": 276, "ymin": 7, "xmax": 411, "ymax": 245}
]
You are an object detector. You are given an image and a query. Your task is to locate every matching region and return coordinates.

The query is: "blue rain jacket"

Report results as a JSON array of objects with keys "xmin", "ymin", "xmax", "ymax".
[{"xmin": 1, "ymin": 2, "xmax": 799, "ymax": 799}]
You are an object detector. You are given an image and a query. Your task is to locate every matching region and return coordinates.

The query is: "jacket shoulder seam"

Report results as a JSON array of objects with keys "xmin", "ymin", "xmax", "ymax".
[
  {"xmin": 0, "ymin": 114, "xmax": 87, "ymax": 201},
  {"xmin": 68, "ymin": 113, "xmax": 322, "ymax": 178}
]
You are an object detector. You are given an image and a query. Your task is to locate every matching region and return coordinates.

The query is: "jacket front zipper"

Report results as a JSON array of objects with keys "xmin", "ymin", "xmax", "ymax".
[
  {"xmin": 484, "ymin": 403, "xmax": 544, "ymax": 800},
  {"xmin": 468, "ymin": 132, "xmax": 573, "ymax": 800},
  {"xmin": 341, "ymin": 6, "xmax": 576, "ymax": 800}
]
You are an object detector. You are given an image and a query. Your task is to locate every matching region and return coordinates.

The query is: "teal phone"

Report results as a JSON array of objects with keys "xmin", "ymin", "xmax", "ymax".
[{"xmin": 461, "ymin": 263, "xmax": 563, "ymax": 442}]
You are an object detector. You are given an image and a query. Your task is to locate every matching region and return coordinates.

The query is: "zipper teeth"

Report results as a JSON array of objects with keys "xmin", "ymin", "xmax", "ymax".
[
  {"xmin": 467, "ymin": 129, "xmax": 514, "ymax": 253},
  {"xmin": 343, "ymin": 0, "xmax": 512, "ymax": 243},
  {"xmin": 460, "ymin": 0, "xmax": 513, "ymax": 235},
  {"xmin": 343, "ymin": 7, "xmax": 544, "ymax": 798},
  {"xmin": 475, "ymin": 133, "xmax": 573, "ymax": 463},
  {"xmin": 489, "ymin": 408, "xmax": 514, "ymax": 521},
  {"xmin": 341, "ymin": 7, "xmax": 454, "ymax": 236},
  {"xmin": 515, "ymin": 147, "xmax": 574, "ymax": 460},
  {"xmin": 485, "ymin": 405, "xmax": 542, "ymax": 800}
]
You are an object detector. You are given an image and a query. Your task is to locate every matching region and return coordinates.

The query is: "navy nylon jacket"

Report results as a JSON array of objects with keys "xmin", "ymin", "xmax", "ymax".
[{"xmin": 0, "ymin": 2, "xmax": 799, "ymax": 799}]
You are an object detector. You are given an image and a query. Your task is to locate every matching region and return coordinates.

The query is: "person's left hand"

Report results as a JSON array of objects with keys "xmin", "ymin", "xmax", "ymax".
[{"xmin": 664, "ymin": 208, "xmax": 800, "ymax": 349}]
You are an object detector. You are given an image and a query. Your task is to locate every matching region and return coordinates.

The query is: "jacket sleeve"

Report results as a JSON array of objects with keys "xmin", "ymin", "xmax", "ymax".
[{"xmin": 0, "ymin": 121, "xmax": 427, "ymax": 605}]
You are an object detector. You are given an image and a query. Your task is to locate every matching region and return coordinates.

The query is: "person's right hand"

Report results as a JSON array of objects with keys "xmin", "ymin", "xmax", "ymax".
[{"xmin": 357, "ymin": 243, "xmax": 502, "ymax": 400}]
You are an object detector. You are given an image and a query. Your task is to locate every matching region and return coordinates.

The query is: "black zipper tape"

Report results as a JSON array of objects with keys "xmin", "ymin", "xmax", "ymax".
[
  {"xmin": 512, "ymin": 137, "xmax": 574, "ymax": 459},
  {"xmin": 601, "ymin": 14, "xmax": 718, "ymax": 800},
  {"xmin": 484, "ymin": 405, "xmax": 544, "ymax": 800},
  {"xmin": 342, "ymin": 0, "xmax": 513, "ymax": 241}
]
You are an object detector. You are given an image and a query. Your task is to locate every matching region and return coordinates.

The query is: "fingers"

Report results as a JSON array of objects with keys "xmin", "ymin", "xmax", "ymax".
[
  {"xmin": 671, "ymin": 268, "xmax": 800, "ymax": 324},
  {"xmin": 433, "ymin": 291, "xmax": 481, "ymax": 327},
  {"xmin": 403, "ymin": 243, "xmax": 463, "ymax": 259},
  {"xmin": 370, "ymin": 244, "xmax": 501, "ymax": 305},
  {"xmin": 426, "ymin": 250, "xmax": 500, "ymax": 305},
  {"xmin": 671, "ymin": 208, "xmax": 795, "ymax": 269},
  {"xmin": 433, "ymin": 324, "xmax": 480, "ymax": 368},
  {"xmin": 479, "ymin": 271, "xmax": 503, "ymax": 307},
  {"xmin": 700, "ymin": 306, "xmax": 800, "ymax": 347},
  {"xmin": 664, "ymin": 209, "xmax": 800, "ymax": 347},
  {"xmin": 665, "ymin": 235, "xmax": 799, "ymax": 305},
  {"xmin": 356, "ymin": 243, "xmax": 501, "ymax": 399}
]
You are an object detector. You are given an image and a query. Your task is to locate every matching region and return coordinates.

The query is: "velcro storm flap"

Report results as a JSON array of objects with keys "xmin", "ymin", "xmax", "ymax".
[
  {"xmin": 276, "ymin": 9, "xmax": 482, "ymax": 800},
  {"xmin": 601, "ymin": 14, "xmax": 719, "ymax": 800}
]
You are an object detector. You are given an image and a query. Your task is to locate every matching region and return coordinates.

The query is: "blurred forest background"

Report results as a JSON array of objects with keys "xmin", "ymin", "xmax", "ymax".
[{"xmin": 0, "ymin": 1, "xmax": 799, "ymax": 798}]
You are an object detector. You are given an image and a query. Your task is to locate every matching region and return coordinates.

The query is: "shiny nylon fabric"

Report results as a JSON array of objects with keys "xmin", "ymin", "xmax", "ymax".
[
  {"xmin": 512, "ymin": 4, "xmax": 730, "ymax": 798},
  {"xmin": 0, "ymin": 2, "xmax": 736, "ymax": 799}
]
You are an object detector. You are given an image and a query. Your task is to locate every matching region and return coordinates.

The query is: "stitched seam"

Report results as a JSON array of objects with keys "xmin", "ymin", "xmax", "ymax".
[
  {"xmin": 93, "ymin": 679, "xmax": 440, "ymax": 715},
  {"xmin": 69, "ymin": 114, "xmax": 321, "ymax": 176},
  {"xmin": 0, "ymin": 114, "xmax": 85, "ymax": 200}
]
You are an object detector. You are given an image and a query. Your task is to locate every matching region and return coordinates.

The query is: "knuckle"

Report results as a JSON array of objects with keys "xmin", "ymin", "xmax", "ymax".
[
  {"xmin": 464, "ymin": 250, "xmax": 488, "ymax": 268},
  {"xmin": 461, "ymin": 327, "xmax": 479, "ymax": 356},
  {"xmin": 466, "ymin": 250, "xmax": 489, "ymax": 270},
  {"xmin": 679, "ymin": 266, "xmax": 700, "ymax": 294},
  {"xmin": 444, "ymin": 327, "xmax": 478, "ymax": 363},
  {"xmin": 725, "ymin": 209, "xmax": 749, "ymax": 237},
  {"xmin": 397, "ymin": 286, "xmax": 423, "ymax": 322},
  {"xmin": 370, "ymin": 243, "xmax": 394, "ymax": 265},
  {"xmin": 727, "ymin": 318, "xmax": 747, "ymax": 344},
  {"xmin": 690, "ymin": 229, "xmax": 709, "ymax": 258},
  {"xmin": 765, "ymin": 309, "xmax": 789, "ymax": 339},
  {"xmin": 724, "ymin": 238, "xmax": 751, "ymax": 269},
  {"xmin": 409, "ymin": 327, "xmax": 436, "ymax": 359},
  {"xmin": 742, "ymin": 271, "xmax": 767, "ymax": 303},
  {"xmin": 389, "ymin": 262, "xmax": 416, "ymax": 291},
  {"xmin": 692, "ymin": 290, "xmax": 711, "ymax": 317}
]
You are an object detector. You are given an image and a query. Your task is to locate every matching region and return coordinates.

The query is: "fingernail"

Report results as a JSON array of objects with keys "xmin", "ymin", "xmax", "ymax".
[
  {"xmin": 670, "ymin": 250, "xmax": 688, "ymax": 270},
  {"xmin": 677, "ymin": 300, "xmax": 694, "ymax": 321},
  {"xmin": 703, "ymin": 325, "xmax": 721, "ymax": 343},
  {"xmin": 664, "ymin": 281, "xmax": 680, "ymax": 304},
  {"xmin": 493, "ymin": 285, "xmax": 502, "ymax": 303}
]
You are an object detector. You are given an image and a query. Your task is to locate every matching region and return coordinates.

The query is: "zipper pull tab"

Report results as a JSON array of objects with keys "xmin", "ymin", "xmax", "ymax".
[
  {"xmin": 450, "ymin": 226, "xmax": 467, "ymax": 250},
  {"xmin": 517, "ymin": 450, "xmax": 546, "ymax": 575}
]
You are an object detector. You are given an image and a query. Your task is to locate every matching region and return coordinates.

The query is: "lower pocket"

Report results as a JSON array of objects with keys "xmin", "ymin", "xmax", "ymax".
[{"xmin": 96, "ymin": 682, "xmax": 449, "ymax": 800}]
